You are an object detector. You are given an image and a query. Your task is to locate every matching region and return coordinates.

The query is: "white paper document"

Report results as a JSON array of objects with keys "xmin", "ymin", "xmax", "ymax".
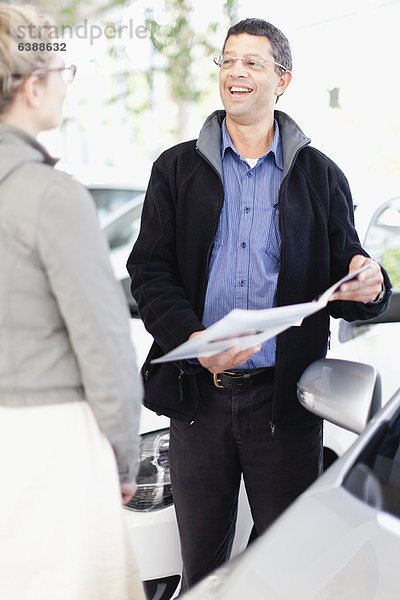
[{"xmin": 152, "ymin": 265, "xmax": 371, "ymax": 364}]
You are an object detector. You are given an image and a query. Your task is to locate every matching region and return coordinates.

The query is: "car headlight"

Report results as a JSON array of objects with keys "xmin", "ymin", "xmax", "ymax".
[{"xmin": 124, "ymin": 428, "xmax": 173, "ymax": 512}]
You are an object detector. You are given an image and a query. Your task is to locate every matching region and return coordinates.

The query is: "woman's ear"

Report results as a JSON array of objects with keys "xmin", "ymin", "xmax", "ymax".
[{"xmin": 17, "ymin": 74, "xmax": 44, "ymax": 109}]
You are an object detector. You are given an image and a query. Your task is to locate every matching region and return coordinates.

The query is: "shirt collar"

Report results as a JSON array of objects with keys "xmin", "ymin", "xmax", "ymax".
[{"xmin": 221, "ymin": 117, "xmax": 283, "ymax": 170}]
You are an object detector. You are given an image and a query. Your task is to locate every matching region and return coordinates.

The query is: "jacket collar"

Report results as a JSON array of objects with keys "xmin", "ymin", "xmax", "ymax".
[
  {"xmin": 221, "ymin": 116, "xmax": 284, "ymax": 171},
  {"xmin": 196, "ymin": 109, "xmax": 311, "ymax": 180},
  {"xmin": 0, "ymin": 123, "xmax": 58, "ymax": 184}
]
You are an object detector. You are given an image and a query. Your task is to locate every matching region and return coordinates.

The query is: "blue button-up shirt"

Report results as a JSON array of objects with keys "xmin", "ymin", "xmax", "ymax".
[{"xmin": 202, "ymin": 118, "xmax": 283, "ymax": 368}]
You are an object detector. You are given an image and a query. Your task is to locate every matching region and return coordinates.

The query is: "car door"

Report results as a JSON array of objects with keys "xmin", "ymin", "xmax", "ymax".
[
  {"xmin": 325, "ymin": 197, "xmax": 400, "ymax": 464},
  {"xmin": 337, "ymin": 197, "xmax": 400, "ymax": 403}
]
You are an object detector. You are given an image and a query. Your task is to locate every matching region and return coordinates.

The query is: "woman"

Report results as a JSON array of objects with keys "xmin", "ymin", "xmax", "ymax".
[{"xmin": 0, "ymin": 4, "xmax": 145, "ymax": 599}]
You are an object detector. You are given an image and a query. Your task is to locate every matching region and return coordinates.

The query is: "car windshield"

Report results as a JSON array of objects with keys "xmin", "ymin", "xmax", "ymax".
[
  {"xmin": 363, "ymin": 198, "xmax": 400, "ymax": 288},
  {"xmin": 344, "ymin": 394, "xmax": 400, "ymax": 520}
]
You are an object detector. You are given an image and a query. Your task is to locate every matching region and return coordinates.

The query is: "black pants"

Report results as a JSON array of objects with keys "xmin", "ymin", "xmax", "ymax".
[{"xmin": 169, "ymin": 371, "xmax": 322, "ymax": 592}]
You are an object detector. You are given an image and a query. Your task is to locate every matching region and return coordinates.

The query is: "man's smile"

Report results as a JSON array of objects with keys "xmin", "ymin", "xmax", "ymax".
[{"xmin": 228, "ymin": 85, "xmax": 253, "ymax": 96}]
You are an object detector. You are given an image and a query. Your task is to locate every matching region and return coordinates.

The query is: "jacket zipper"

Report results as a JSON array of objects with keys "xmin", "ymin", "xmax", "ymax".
[
  {"xmin": 179, "ymin": 368, "xmax": 204, "ymax": 425},
  {"xmin": 179, "ymin": 147, "xmax": 225, "ymax": 426},
  {"xmin": 195, "ymin": 146, "xmax": 225, "ymax": 316},
  {"xmin": 270, "ymin": 143, "xmax": 309, "ymax": 435}
]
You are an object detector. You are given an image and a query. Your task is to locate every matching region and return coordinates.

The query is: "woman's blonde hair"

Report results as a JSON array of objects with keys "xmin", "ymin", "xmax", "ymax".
[{"xmin": 0, "ymin": 3, "xmax": 52, "ymax": 115}]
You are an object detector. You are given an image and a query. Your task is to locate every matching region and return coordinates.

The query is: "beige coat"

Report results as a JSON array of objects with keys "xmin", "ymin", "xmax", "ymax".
[{"xmin": 0, "ymin": 124, "xmax": 142, "ymax": 482}]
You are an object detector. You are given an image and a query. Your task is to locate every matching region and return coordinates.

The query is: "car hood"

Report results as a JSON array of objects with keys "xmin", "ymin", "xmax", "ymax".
[
  {"xmin": 184, "ymin": 484, "xmax": 400, "ymax": 600},
  {"xmin": 184, "ymin": 392, "xmax": 400, "ymax": 600}
]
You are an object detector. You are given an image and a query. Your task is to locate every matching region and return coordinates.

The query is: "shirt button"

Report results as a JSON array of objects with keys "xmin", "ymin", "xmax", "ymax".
[
  {"xmin": 244, "ymin": 207, "xmax": 250, "ymax": 213},
  {"xmin": 247, "ymin": 172, "xmax": 253, "ymax": 178},
  {"xmin": 239, "ymin": 279, "xmax": 246, "ymax": 287},
  {"xmin": 240, "ymin": 242, "xmax": 247, "ymax": 249}
]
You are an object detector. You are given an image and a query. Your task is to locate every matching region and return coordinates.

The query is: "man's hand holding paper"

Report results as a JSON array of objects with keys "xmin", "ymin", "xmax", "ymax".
[
  {"xmin": 152, "ymin": 263, "xmax": 385, "ymax": 366},
  {"xmin": 188, "ymin": 331, "xmax": 262, "ymax": 374},
  {"xmin": 330, "ymin": 255, "xmax": 384, "ymax": 303}
]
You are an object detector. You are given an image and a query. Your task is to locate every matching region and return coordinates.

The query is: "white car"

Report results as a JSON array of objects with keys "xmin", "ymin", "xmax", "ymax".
[
  {"xmin": 102, "ymin": 189, "xmax": 400, "ymax": 599},
  {"xmin": 325, "ymin": 189, "xmax": 400, "ymax": 466},
  {"xmin": 56, "ymin": 162, "xmax": 147, "ymax": 223},
  {"xmin": 182, "ymin": 357, "xmax": 400, "ymax": 599}
]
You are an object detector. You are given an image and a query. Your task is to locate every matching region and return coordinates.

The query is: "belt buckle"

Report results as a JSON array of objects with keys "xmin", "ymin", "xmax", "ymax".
[
  {"xmin": 213, "ymin": 371, "xmax": 236, "ymax": 389},
  {"xmin": 213, "ymin": 373, "xmax": 224, "ymax": 388}
]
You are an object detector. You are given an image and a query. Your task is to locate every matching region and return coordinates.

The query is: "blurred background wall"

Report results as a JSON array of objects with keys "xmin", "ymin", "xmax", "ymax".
[{"xmin": 19, "ymin": 0, "xmax": 400, "ymax": 202}]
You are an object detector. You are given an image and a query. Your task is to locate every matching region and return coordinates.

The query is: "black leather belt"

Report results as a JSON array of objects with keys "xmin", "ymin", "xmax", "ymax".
[{"xmin": 206, "ymin": 367, "xmax": 275, "ymax": 390}]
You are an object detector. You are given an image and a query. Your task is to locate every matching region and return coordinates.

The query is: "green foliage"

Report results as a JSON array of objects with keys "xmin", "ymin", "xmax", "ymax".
[
  {"xmin": 223, "ymin": 0, "xmax": 238, "ymax": 25},
  {"xmin": 143, "ymin": 0, "xmax": 238, "ymax": 134},
  {"xmin": 34, "ymin": 0, "xmax": 132, "ymax": 26},
  {"xmin": 145, "ymin": 0, "xmax": 219, "ymax": 107},
  {"xmin": 381, "ymin": 246, "xmax": 400, "ymax": 289},
  {"xmin": 32, "ymin": 0, "xmax": 239, "ymax": 145}
]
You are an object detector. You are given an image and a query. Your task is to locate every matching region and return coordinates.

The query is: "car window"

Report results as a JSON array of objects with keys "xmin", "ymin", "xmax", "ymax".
[
  {"xmin": 88, "ymin": 188, "xmax": 142, "ymax": 222},
  {"xmin": 105, "ymin": 204, "xmax": 143, "ymax": 250},
  {"xmin": 363, "ymin": 198, "xmax": 400, "ymax": 288},
  {"xmin": 103, "ymin": 201, "xmax": 144, "ymax": 316},
  {"xmin": 344, "ymin": 407, "xmax": 400, "ymax": 519}
]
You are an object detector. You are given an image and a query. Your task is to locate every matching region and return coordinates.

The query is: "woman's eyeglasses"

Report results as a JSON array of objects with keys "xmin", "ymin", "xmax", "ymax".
[
  {"xmin": 12, "ymin": 64, "xmax": 77, "ymax": 85},
  {"xmin": 31, "ymin": 64, "xmax": 77, "ymax": 85}
]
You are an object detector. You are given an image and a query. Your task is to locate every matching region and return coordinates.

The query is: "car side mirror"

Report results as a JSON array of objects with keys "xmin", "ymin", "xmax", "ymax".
[{"xmin": 297, "ymin": 358, "xmax": 382, "ymax": 434}]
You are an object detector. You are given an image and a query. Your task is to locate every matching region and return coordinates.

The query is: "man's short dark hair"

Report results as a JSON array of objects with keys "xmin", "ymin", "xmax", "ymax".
[{"xmin": 222, "ymin": 18, "xmax": 292, "ymax": 75}]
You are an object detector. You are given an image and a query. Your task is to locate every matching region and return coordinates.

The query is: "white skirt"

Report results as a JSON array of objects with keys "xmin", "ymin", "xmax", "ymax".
[{"xmin": 0, "ymin": 401, "xmax": 145, "ymax": 600}]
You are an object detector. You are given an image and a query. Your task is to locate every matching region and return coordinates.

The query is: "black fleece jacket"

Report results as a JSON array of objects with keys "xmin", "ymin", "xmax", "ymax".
[{"xmin": 127, "ymin": 110, "xmax": 391, "ymax": 425}]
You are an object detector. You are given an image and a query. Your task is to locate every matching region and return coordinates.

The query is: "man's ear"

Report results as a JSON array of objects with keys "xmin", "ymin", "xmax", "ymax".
[{"xmin": 275, "ymin": 70, "xmax": 292, "ymax": 99}]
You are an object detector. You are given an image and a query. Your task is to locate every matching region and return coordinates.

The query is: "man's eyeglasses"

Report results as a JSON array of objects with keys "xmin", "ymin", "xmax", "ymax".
[
  {"xmin": 213, "ymin": 55, "xmax": 288, "ymax": 74},
  {"xmin": 31, "ymin": 64, "xmax": 77, "ymax": 85}
]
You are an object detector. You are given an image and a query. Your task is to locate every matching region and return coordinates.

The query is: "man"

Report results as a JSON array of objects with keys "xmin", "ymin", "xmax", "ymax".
[{"xmin": 127, "ymin": 18, "xmax": 391, "ymax": 591}]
